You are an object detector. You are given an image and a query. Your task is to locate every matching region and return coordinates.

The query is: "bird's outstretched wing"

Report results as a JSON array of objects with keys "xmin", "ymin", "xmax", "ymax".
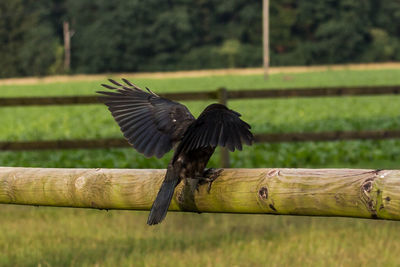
[
  {"xmin": 97, "ymin": 79, "xmax": 195, "ymax": 158},
  {"xmin": 174, "ymin": 103, "xmax": 253, "ymax": 159}
]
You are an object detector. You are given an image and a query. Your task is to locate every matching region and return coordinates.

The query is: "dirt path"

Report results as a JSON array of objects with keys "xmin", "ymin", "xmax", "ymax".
[{"xmin": 1, "ymin": 62, "xmax": 399, "ymax": 85}]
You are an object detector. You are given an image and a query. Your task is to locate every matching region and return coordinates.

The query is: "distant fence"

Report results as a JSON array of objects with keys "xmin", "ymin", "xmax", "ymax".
[
  {"xmin": 1, "ymin": 130, "xmax": 400, "ymax": 151},
  {"xmin": 1, "ymin": 85, "xmax": 400, "ymax": 167},
  {"xmin": 1, "ymin": 85, "xmax": 400, "ymax": 106}
]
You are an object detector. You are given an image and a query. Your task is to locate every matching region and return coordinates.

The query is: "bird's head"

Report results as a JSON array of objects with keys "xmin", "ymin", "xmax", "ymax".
[{"xmin": 201, "ymin": 103, "xmax": 241, "ymax": 116}]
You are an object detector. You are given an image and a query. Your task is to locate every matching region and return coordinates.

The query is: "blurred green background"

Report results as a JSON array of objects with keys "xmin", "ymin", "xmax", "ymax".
[
  {"xmin": 2, "ymin": 69, "xmax": 400, "ymax": 266},
  {"xmin": 0, "ymin": 0, "xmax": 400, "ymax": 77}
]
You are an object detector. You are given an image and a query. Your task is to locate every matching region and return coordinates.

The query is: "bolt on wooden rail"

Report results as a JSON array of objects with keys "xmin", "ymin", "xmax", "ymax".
[{"xmin": 0, "ymin": 167, "xmax": 399, "ymax": 220}]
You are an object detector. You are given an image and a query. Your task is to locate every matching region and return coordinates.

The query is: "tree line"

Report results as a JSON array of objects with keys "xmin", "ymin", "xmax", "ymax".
[{"xmin": 0, "ymin": 0, "xmax": 399, "ymax": 78}]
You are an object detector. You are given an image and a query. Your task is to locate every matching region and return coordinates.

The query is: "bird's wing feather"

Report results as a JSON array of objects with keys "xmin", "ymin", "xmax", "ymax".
[
  {"xmin": 174, "ymin": 104, "xmax": 253, "ymax": 160},
  {"xmin": 97, "ymin": 79, "xmax": 195, "ymax": 158}
]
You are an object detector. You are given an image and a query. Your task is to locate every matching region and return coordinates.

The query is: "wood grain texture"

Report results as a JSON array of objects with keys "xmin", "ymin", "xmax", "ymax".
[{"xmin": 0, "ymin": 167, "xmax": 399, "ymax": 220}]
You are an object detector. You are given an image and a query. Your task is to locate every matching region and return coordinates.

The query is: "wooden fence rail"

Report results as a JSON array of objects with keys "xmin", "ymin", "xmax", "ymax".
[
  {"xmin": 0, "ymin": 167, "xmax": 399, "ymax": 220},
  {"xmin": 1, "ymin": 85, "xmax": 400, "ymax": 107}
]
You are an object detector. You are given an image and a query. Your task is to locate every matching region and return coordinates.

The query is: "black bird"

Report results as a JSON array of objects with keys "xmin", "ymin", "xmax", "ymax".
[{"xmin": 97, "ymin": 79, "xmax": 253, "ymax": 225}]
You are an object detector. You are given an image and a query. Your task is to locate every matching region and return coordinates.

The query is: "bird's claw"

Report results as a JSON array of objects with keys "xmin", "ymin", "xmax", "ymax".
[{"xmin": 198, "ymin": 168, "xmax": 223, "ymax": 193}]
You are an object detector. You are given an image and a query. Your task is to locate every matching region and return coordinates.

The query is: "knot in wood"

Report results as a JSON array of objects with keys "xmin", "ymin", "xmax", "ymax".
[
  {"xmin": 362, "ymin": 180, "xmax": 373, "ymax": 193},
  {"xmin": 259, "ymin": 187, "xmax": 268, "ymax": 200},
  {"xmin": 360, "ymin": 177, "xmax": 378, "ymax": 218}
]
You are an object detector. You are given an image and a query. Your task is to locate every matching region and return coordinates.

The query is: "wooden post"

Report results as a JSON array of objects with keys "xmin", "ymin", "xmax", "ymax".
[
  {"xmin": 1, "ymin": 167, "xmax": 400, "ymax": 220},
  {"xmin": 217, "ymin": 87, "xmax": 230, "ymax": 168},
  {"xmin": 63, "ymin": 21, "xmax": 71, "ymax": 72},
  {"xmin": 263, "ymin": 0, "xmax": 269, "ymax": 80}
]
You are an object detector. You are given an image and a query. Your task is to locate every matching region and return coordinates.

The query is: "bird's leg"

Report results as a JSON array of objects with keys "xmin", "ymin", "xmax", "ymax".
[
  {"xmin": 196, "ymin": 168, "xmax": 223, "ymax": 193},
  {"xmin": 185, "ymin": 178, "xmax": 200, "ymax": 194}
]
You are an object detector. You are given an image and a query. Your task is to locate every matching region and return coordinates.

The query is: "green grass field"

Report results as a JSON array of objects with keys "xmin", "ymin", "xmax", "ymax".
[{"xmin": 1, "ymin": 68, "xmax": 400, "ymax": 266}]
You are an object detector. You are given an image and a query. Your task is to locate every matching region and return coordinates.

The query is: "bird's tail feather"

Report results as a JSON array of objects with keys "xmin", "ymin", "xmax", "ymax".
[{"xmin": 147, "ymin": 179, "xmax": 179, "ymax": 225}]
